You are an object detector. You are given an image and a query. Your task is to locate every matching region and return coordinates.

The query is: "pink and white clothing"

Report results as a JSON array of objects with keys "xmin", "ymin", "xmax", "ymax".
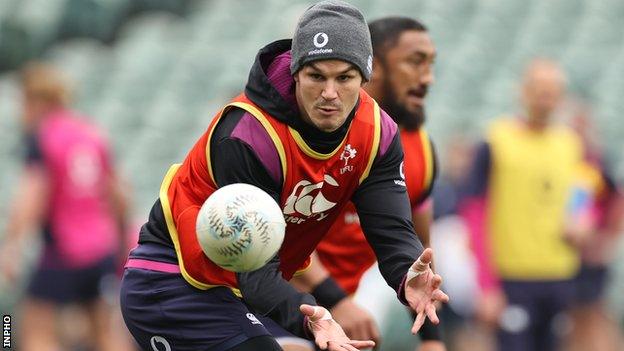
[{"xmin": 29, "ymin": 109, "xmax": 118, "ymax": 268}]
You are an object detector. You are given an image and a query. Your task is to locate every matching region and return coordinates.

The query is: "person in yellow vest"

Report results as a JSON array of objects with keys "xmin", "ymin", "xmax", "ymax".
[
  {"xmin": 561, "ymin": 104, "xmax": 624, "ymax": 351},
  {"xmin": 460, "ymin": 59, "xmax": 583, "ymax": 351}
]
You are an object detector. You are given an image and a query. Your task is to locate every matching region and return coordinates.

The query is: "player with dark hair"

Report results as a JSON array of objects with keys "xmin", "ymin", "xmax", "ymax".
[
  {"xmin": 368, "ymin": 17, "xmax": 429, "ymax": 131},
  {"xmin": 292, "ymin": 16, "xmax": 445, "ymax": 351},
  {"xmin": 119, "ymin": 2, "xmax": 448, "ymax": 351}
]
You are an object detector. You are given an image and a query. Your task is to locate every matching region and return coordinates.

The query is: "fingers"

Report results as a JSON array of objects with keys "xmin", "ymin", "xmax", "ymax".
[
  {"xmin": 431, "ymin": 274, "xmax": 442, "ymax": 290},
  {"xmin": 325, "ymin": 341, "xmax": 342, "ymax": 351},
  {"xmin": 411, "ymin": 309, "xmax": 426, "ymax": 334},
  {"xmin": 409, "ymin": 248, "xmax": 433, "ymax": 277},
  {"xmin": 345, "ymin": 319, "xmax": 380, "ymax": 347},
  {"xmin": 347, "ymin": 340, "xmax": 376, "ymax": 348},
  {"xmin": 417, "ymin": 248, "xmax": 433, "ymax": 266},
  {"xmin": 327, "ymin": 343, "xmax": 357, "ymax": 351},
  {"xmin": 342, "ymin": 320, "xmax": 376, "ymax": 345},
  {"xmin": 432, "ymin": 289, "xmax": 450, "ymax": 303},
  {"xmin": 324, "ymin": 338, "xmax": 376, "ymax": 350},
  {"xmin": 300, "ymin": 304, "xmax": 316, "ymax": 317},
  {"xmin": 315, "ymin": 336, "xmax": 329, "ymax": 350},
  {"xmin": 425, "ymin": 304, "xmax": 439, "ymax": 324},
  {"xmin": 300, "ymin": 304, "xmax": 330, "ymax": 321},
  {"xmin": 327, "ymin": 340, "xmax": 375, "ymax": 351},
  {"xmin": 368, "ymin": 320, "xmax": 381, "ymax": 347}
]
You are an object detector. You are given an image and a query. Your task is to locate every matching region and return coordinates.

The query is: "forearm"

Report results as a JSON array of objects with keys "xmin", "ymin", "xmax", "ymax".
[
  {"xmin": 237, "ymin": 258, "xmax": 316, "ymax": 337},
  {"xmin": 353, "ymin": 134, "xmax": 424, "ymax": 292}
]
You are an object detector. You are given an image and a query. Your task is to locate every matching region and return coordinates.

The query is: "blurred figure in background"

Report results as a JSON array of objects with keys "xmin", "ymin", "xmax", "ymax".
[
  {"xmin": 460, "ymin": 59, "xmax": 583, "ymax": 351},
  {"xmin": 558, "ymin": 100, "xmax": 624, "ymax": 351},
  {"xmin": 429, "ymin": 136, "xmax": 492, "ymax": 351},
  {"xmin": 0, "ymin": 62, "xmax": 132, "ymax": 351},
  {"xmin": 432, "ymin": 136, "xmax": 473, "ymax": 220}
]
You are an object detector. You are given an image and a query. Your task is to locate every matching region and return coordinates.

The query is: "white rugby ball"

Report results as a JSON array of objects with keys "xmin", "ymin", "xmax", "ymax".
[{"xmin": 196, "ymin": 183, "xmax": 285, "ymax": 272}]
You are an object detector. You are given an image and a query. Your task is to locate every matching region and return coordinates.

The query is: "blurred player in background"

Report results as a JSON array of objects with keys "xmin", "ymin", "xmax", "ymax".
[
  {"xmin": 429, "ymin": 136, "xmax": 489, "ymax": 351},
  {"xmin": 560, "ymin": 102, "xmax": 624, "ymax": 351},
  {"xmin": 0, "ymin": 62, "xmax": 132, "ymax": 351},
  {"xmin": 291, "ymin": 16, "xmax": 445, "ymax": 351},
  {"xmin": 460, "ymin": 59, "xmax": 584, "ymax": 351},
  {"xmin": 120, "ymin": 2, "xmax": 448, "ymax": 350}
]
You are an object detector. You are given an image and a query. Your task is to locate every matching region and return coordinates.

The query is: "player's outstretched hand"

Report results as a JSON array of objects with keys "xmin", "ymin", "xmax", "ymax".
[
  {"xmin": 300, "ymin": 304, "xmax": 376, "ymax": 351},
  {"xmin": 404, "ymin": 248, "xmax": 449, "ymax": 334}
]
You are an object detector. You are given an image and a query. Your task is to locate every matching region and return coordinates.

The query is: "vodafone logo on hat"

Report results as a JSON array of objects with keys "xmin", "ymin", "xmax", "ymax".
[
  {"xmin": 308, "ymin": 32, "xmax": 333, "ymax": 55},
  {"xmin": 313, "ymin": 32, "xmax": 329, "ymax": 48}
]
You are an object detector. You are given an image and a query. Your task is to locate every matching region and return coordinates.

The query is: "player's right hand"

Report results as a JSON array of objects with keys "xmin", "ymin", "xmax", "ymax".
[
  {"xmin": 300, "ymin": 304, "xmax": 376, "ymax": 351},
  {"xmin": 330, "ymin": 297, "xmax": 381, "ymax": 347}
]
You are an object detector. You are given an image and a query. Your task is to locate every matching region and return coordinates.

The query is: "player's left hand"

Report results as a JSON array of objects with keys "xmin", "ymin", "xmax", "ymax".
[
  {"xmin": 300, "ymin": 304, "xmax": 376, "ymax": 350},
  {"xmin": 404, "ymin": 248, "xmax": 449, "ymax": 334},
  {"xmin": 417, "ymin": 340, "xmax": 447, "ymax": 351}
]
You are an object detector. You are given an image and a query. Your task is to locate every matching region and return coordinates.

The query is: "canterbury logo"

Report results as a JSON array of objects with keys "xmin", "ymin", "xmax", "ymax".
[
  {"xmin": 284, "ymin": 175, "xmax": 338, "ymax": 222},
  {"xmin": 246, "ymin": 313, "xmax": 263, "ymax": 325}
]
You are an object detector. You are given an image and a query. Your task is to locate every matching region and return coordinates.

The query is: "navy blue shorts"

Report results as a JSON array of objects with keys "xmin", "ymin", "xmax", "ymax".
[
  {"xmin": 27, "ymin": 255, "xmax": 116, "ymax": 304},
  {"xmin": 120, "ymin": 267, "xmax": 291, "ymax": 351},
  {"xmin": 498, "ymin": 279, "xmax": 575, "ymax": 351},
  {"xmin": 574, "ymin": 264, "xmax": 608, "ymax": 305}
]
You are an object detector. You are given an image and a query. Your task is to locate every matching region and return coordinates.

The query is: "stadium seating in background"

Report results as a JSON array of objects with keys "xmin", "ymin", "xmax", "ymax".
[{"xmin": 1, "ymin": 0, "xmax": 624, "ymax": 235}]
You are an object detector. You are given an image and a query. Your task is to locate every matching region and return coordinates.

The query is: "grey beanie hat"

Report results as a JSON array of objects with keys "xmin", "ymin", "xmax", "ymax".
[{"xmin": 290, "ymin": 0, "xmax": 373, "ymax": 81}]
